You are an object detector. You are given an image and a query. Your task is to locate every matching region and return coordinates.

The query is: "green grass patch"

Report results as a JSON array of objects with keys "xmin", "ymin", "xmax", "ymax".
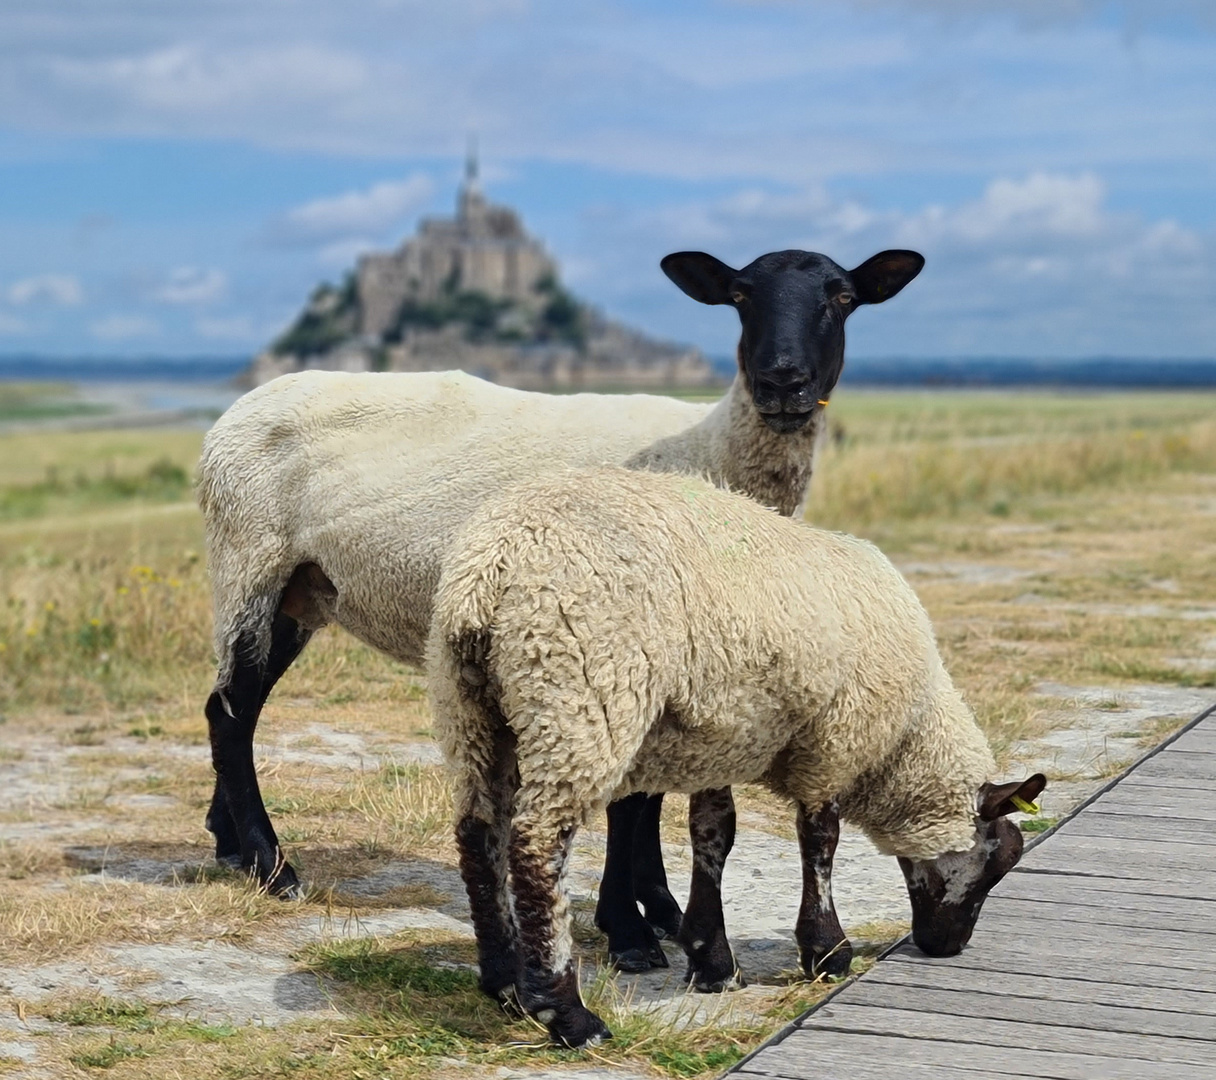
[
  {"xmin": 302, "ymin": 934, "xmax": 837, "ymax": 1078},
  {"xmin": 0, "ymin": 457, "xmax": 191, "ymax": 521},
  {"xmin": 1019, "ymin": 817, "xmax": 1058, "ymax": 834}
]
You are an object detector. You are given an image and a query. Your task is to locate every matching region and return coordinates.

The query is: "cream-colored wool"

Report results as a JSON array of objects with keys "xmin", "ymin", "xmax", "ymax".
[
  {"xmin": 429, "ymin": 467, "xmax": 997, "ymax": 861},
  {"xmin": 198, "ymin": 369, "xmax": 823, "ymax": 681}
]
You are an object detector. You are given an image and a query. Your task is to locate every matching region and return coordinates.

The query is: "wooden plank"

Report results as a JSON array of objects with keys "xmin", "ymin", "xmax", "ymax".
[
  {"xmin": 963, "ymin": 926, "xmax": 1216, "ymax": 975},
  {"xmin": 1135, "ymin": 754, "xmax": 1216, "ymax": 780},
  {"xmin": 1009, "ymin": 867, "xmax": 1215, "ymax": 902},
  {"xmin": 1017, "ymin": 846, "xmax": 1216, "ymax": 884},
  {"xmin": 748, "ymin": 1028, "xmax": 1216, "ymax": 1080},
  {"xmin": 1086, "ymin": 792, "xmax": 1216, "ymax": 822},
  {"xmin": 1170, "ymin": 729, "xmax": 1216, "ymax": 753},
  {"xmin": 1024, "ymin": 832, "xmax": 1212, "ymax": 863},
  {"xmin": 886, "ymin": 942, "xmax": 1216, "ymax": 991},
  {"xmin": 994, "ymin": 871, "xmax": 1216, "ymax": 914},
  {"xmin": 1107, "ymin": 773, "xmax": 1207, "ymax": 790},
  {"xmin": 982, "ymin": 894, "xmax": 1216, "ymax": 936},
  {"xmin": 1058, "ymin": 813, "xmax": 1213, "ymax": 844},
  {"xmin": 839, "ymin": 981, "xmax": 1216, "ymax": 1040},
  {"xmin": 803, "ymin": 1002, "xmax": 1216, "ymax": 1064},
  {"xmin": 737, "ymin": 1049, "xmax": 1004, "ymax": 1080},
  {"xmin": 862, "ymin": 961, "xmax": 1216, "ymax": 1017},
  {"xmin": 970, "ymin": 906, "xmax": 1216, "ymax": 954}
]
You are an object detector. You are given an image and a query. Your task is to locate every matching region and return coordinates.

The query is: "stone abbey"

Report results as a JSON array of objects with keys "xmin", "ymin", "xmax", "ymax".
[{"xmin": 250, "ymin": 152, "xmax": 716, "ymax": 391}]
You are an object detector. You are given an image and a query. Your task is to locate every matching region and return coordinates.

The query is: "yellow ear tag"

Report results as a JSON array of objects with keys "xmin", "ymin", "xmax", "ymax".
[
  {"xmin": 817, "ymin": 399, "xmax": 830, "ymax": 406},
  {"xmin": 1010, "ymin": 795, "xmax": 1041, "ymax": 815}
]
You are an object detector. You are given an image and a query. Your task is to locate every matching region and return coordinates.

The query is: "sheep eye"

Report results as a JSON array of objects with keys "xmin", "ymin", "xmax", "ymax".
[{"xmin": 730, "ymin": 290, "xmax": 747, "ymax": 304}]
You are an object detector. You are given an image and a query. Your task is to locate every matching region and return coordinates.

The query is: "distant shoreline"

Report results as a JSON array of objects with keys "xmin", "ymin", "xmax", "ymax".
[{"xmin": 3, "ymin": 354, "xmax": 1216, "ymax": 390}]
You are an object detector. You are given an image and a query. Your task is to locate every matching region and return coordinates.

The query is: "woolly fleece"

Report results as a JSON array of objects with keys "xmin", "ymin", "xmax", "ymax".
[
  {"xmin": 430, "ymin": 467, "xmax": 997, "ymax": 861},
  {"xmin": 198, "ymin": 369, "xmax": 824, "ymax": 680}
]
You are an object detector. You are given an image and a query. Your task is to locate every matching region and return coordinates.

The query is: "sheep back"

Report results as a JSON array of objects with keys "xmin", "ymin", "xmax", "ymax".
[
  {"xmin": 197, "ymin": 370, "xmax": 711, "ymax": 672},
  {"xmin": 430, "ymin": 467, "xmax": 995, "ymax": 857}
]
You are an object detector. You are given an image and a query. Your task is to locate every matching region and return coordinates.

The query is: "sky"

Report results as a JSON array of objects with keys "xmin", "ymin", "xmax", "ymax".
[{"xmin": 0, "ymin": 0, "xmax": 1214, "ymax": 362}]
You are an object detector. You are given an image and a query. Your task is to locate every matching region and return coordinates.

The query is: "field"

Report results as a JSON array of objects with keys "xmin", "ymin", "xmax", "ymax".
[{"xmin": 2, "ymin": 389, "xmax": 1215, "ymax": 1078}]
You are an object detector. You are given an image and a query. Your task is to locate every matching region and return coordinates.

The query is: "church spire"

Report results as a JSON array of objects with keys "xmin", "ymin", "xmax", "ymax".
[
  {"xmin": 465, "ymin": 134, "xmax": 479, "ymax": 190},
  {"xmin": 458, "ymin": 133, "xmax": 485, "ymax": 224}
]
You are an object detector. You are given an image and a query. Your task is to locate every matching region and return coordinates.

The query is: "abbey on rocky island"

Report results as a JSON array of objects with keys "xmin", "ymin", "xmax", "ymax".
[{"xmin": 248, "ymin": 150, "xmax": 717, "ymax": 391}]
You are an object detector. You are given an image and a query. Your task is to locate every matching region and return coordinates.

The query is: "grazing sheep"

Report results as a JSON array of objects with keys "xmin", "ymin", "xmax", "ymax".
[
  {"xmin": 429, "ymin": 466, "xmax": 1046, "ymax": 1048},
  {"xmin": 197, "ymin": 247, "xmax": 924, "ymax": 970}
]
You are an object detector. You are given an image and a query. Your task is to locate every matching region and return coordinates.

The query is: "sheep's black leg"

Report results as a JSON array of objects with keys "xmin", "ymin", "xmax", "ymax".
[
  {"xmin": 511, "ymin": 821, "xmax": 611, "ymax": 1049},
  {"xmin": 632, "ymin": 792, "xmax": 684, "ymax": 938},
  {"xmin": 457, "ymin": 723, "xmax": 521, "ymax": 1004},
  {"xmin": 205, "ymin": 610, "xmax": 311, "ymax": 875},
  {"xmin": 206, "ymin": 609, "xmax": 314, "ymax": 895},
  {"xmin": 679, "ymin": 787, "xmax": 744, "ymax": 992},
  {"xmin": 794, "ymin": 799, "xmax": 852, "ymax": 979},
  {"xmin": 595, "ymin": 794, "xmax": 668, "ymax": 972},
  {"xmin": 207, "ymin": 609, "xmax": 313, "ymax": 870},
  {"xmin": 458, "ymin": 814, "xmax": 520, "ymax": 1003}
]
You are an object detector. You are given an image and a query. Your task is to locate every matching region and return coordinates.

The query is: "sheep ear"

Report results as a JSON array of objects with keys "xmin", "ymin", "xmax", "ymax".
[
  {"xmin": 848, "ymin": 250, "xmax": 925, "ymax": 304},
  {"xmin": 977, "ymin": 774, "xmax": 1047, "ymax": 820},
  {"xmin": 661, "ymin": 252, "xmax": 739, "ymax": 306}
]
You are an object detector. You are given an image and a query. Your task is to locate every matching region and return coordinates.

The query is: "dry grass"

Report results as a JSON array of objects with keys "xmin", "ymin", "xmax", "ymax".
[{"xmin": 3, "ymin": 392, "xmax": 1216, "ymax": 1077}]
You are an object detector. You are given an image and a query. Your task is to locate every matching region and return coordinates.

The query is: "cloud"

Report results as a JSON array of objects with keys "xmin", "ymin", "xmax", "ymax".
[
  {"xmin": 8, "ymin": 273, "xmax": 83, "ymax": 305},
  {"xmin": 0, "ymin": 312, "xmax": 30, "ymax": 335},
  {"xmin": 902, "ymin": 173, "xmax": 1106, "ymax": 245},
  {"xmin": 89, "ymin": 314, "xmax": 159, "ymax": 341},
  {"xmin": 581, "ymin": 170, "xmax": 1216, "ymax": 357},
  {"xmin": 268, "ymin": 175, "xmax": 434, "ymax": 246},
  {"xmin": 151, "ymin": 266, "xmax": 227, "ymax": 304}
]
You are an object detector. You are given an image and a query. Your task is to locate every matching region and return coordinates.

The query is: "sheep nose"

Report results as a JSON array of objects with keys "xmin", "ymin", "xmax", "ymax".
[{"xmin": 759, "ymin": 362, "xmax": 805, "ymax": 389}]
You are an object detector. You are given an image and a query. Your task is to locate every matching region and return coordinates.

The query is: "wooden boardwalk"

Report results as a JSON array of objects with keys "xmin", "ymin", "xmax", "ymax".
[{"xmin": 730, "ymin": 704, "xmax": 1216, "ymax": 1080}]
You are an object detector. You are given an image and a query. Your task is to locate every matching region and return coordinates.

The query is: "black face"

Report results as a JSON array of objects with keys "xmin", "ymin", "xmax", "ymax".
[
  {"xmin": 898, "ymin": 817, "xmax": 1024, "ymax": 957},
  {"xmin": 661, "ymin": 247, "xmax": 925, "ymax": 434},
  {"xmin": 897, "ymin": 773, "xmax": 1047, "ymax": 958}
]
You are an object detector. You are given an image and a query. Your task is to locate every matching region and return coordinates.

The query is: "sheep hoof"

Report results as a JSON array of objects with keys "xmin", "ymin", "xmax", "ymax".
[
  {"xmin": 261, "ymin": 862, "xmax": 302, "ymax": 900},
  {"xmin": 550, "ymin": 1009, "xmax": 612, "ymax": 1049},
  {"xmin": 808, "ymin": 943, "xmax": 853, "ymax": 980},
  {"xmin": 685, "ymin": 962, "xmax": 746, "ymax": 993},
  {"xmin": 610, "ymin": 944, "xmax": 668, "ymax": 972},
  {"xmin": 645, "ymin": 910, "xmax": 684, "ymax": 941}
]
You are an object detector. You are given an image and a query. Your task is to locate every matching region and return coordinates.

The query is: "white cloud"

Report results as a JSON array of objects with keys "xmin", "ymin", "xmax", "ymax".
[
  {"xmin": 581, "ymin": 170, "xmax": 1216, "ymax": 358},
  {"xmin": 271, "ymin": 175, "xmax": 434, "ymax": 244},
  {"xmin": 8, "ymin": 273, "xmax": 83, "ymax": 306},
  {"xmin": 195, "ymin": 315, "xmax": 256, "ymax": 340},
  {"xmin": 902, "ymin": 173, "xmax": 1106, "ymax": 246},
  {"xmin": 152, "ymin": 266, "xmax": 227, "ymax": 304},
  {"xmin": 90, "ymin": 314, "xmax": 159, "ymax": 341}
]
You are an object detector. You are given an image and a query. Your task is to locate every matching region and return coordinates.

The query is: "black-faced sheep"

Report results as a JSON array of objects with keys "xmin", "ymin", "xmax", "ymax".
[
  {"xmin": 428, "ymin": 466, "xmax": 1046, "ymax": 1049},
  {"xmin": 196, "ymin": 247, "xmax": 924, "ymax": 972}
]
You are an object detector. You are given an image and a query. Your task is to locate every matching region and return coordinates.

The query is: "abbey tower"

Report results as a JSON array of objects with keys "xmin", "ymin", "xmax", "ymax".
[{"xmin": 355, "ymin": 150, "xmax": 557, "ymax": 337}]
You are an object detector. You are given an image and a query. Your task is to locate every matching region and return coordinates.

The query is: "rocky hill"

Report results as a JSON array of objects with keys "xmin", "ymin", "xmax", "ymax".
[{"xmin": 247, "ymin": 156, "xmax": 718, "ymax": 391}]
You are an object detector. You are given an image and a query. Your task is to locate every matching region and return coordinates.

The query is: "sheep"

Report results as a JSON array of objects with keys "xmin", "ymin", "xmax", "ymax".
[
  {"xmin": 428, "ymin": 465, "xmax": 1046, "ymax": 1049},
  {"xmin": 197, "ymin": 246, "xmax": 924, "ymax": 969}
]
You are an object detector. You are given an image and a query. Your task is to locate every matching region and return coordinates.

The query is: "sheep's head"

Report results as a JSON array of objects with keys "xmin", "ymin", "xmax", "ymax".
[
  {"xmin": 661, "ymin": 248, "xmax": 924, "ymax": 434},
  {"xmin": 897, "ymin": 773, "xmax": 1047, "ymax": 958}
]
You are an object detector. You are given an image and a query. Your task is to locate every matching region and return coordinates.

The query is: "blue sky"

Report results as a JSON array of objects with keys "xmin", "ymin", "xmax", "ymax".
[{"xmin": 0, "ymin": 0, "xmax": 1213, "ymax": 361}]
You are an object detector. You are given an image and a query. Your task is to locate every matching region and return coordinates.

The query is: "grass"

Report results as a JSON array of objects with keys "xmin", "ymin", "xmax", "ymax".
[
  {"xmin": 4, "ymin": 390, "xmax": 1216, "ymax": 1078},
  {"xmin": 0, "ymin": 382, "xmax": 111, "ymax": 425}
]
